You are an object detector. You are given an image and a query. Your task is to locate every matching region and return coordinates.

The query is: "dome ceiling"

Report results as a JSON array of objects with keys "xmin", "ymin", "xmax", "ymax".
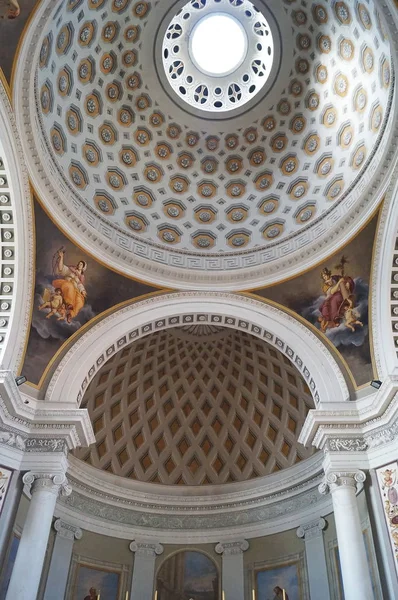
[
  {"xmin": 29, "ymin": 0, "xmax": 393, "ymax": 287},
  {"xmin": 74, "ymin": 326, "xmax": 316, "ymax": 486}
]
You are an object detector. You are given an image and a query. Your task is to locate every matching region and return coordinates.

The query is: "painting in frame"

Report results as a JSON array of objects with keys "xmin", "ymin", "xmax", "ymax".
[
  {"xmin": 71, "ymin": 563, "xmax": 121, "ymax": 600},
  {"xmin": 156, "ymin": 550, "xmax": 219, "ymax": 600},
  {"xmin": 255, "ymin": 560, "xmax": 302, "ymax": 600}
]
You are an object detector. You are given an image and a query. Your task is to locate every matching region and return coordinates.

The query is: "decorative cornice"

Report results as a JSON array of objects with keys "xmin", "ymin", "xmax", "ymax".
[
  {"xmin": 318, "ymin": 470, "xmax": 366, "ymax": 496},
  {"xmin": 23, "ymin": 471, "xmax": 72, "ymax": 497},
  {"xmin": 300, "ymin": 378, "xmax": 398, "ymax": 456},
  {"xmin": 296, "ymin": 517, "xmax": 327, "ymax": 541},
  {"xmin": 54, "ymin": 518, "xmax": 82, "ymax": 541},
  {"xmin": 0, "ymin": 370, "xmax": 95, "ymax": 450},
  {"xmin": 215, "ymin": 540, "xmax": 249, "ymax": 556},
  {"xmin": 129, "ymin": 541, "xmax": 164, "ymax": 558}
]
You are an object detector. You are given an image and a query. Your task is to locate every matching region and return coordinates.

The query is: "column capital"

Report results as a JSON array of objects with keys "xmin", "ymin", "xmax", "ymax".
[
  {"xmin": 54, "ymin": 518, "xmax": 82, "ymax": 541},
  {"xmin": 215, "ymin": 540, "xmax": 249, "ymax": 556},
  {"xmin": 22, "ymin": 472, "xmax": 72, "ymax": 497},
  {"xmin": 129, "ymin": 540, "xmax": 164, "ymax": 558},
  {"xmin": 318, "ymin": 470, "xmax": 366, "ymax": 495},
  {"xmin": 296, "ymin": 517, "xmax": 327, "ymax": 540}
]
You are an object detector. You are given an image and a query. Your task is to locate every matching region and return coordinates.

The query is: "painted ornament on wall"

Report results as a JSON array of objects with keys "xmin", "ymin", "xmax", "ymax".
[
  {"xmin": 377, "ymin": 462, "xmax": 398, "ymax": 575},
  {"xmin": 0, "ymin": 465, "xmax": 12, "ymax": 516}
]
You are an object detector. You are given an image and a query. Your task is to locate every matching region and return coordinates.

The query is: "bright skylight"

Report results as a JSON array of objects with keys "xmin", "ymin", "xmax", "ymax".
[{"xmin": 190, "ymin": 13, "xmax": 247, "ymax": 76}]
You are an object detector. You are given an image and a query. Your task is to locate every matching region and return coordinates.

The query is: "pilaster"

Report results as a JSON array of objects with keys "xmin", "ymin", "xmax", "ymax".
[
  {"xmin": 130, "ymin": 541, "xmax": 164, "ymax": 600},
  {"xmin": 296, "ymin": 518, "xmax": 330, "ymax": 600},
  {"xmin": 43, "ymin": 519, "xmax": 82, "ymax": 600},
  {"xmin": 215, "ymin": 540, "xmax": 249, "ymax": 600}
]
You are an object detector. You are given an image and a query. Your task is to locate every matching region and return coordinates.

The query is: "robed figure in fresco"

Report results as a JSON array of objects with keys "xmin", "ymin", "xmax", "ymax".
[
  {"xmin": 52, "ymin": 248, "xmax": 87, "ymax": 322},
  {"xmin": 318, "ymin": 256, "xmax": 363, "ymax": 333},
  {"xmin": 39, "ymin": 247, "xmax": 88, "ymax": 323}
]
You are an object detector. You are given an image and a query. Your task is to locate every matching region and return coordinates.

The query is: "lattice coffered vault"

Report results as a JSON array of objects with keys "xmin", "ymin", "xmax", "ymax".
[{"xmin": 74, "ymin": 327, "xmax": 316, "ymax": 485}]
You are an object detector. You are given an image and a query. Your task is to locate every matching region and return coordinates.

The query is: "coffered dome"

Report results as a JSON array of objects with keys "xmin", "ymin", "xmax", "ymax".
[
  {"xmin": 21, "ymin": 0, "xmax": 394, "ymax": 287},
  {"xmin": 74, "ymin": 326, "xmax": 316, "ymax": 486}
]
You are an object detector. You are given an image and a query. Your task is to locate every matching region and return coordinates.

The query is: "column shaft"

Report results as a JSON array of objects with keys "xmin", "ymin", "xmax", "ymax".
[
  {"xmin": 5, "ymin": 473, "xmax": 70, "ymax": 600},
  {"xmin": 297, "ymin": 519, "xmax": 330, "ymax": 600},
  {"xmin": 324, "ymin": 472, "xmax": 373, "ymax": 600},
  {"xmin": 43, "ymin": 520, "xmax": 82, "ymax": 600}
]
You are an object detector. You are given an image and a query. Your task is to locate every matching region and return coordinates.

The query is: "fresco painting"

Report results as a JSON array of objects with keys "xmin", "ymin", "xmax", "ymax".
[
  {"xmin": 157, "ymin": 551, "xmax": 218, "ymax": 600},
  {"xmin": 23, "ymin": 201, "xmax": 156, "ymax": 385},
  {"xmin": 72, "ymin": 564, "xmax": 120, "ymax": 600},
  {"xmin": 256, "ymin": 215, "xmax": 378, "ymax": 386},
  {"xmin": 23, "ymin": 202, "xmax": 377, "ymax": 388},
  {"xmin": 255, "ymin": 562, "xmax": 300, "ymax": 600}
]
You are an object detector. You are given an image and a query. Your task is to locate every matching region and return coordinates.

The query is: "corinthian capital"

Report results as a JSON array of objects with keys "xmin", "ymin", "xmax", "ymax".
[
  {"xmin": 318, "ymin": 470, "xmax": 366, "ymax": 495},
  {"xmin": 215, "ymin": 540, "xmax": 249, "ymax": 556},
  {"xmin": 22, "ymin": 472, "xmax": 72, "ymax": 497}
]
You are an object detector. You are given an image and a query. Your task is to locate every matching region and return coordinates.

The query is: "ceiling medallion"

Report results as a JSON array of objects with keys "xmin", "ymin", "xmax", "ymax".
[{"xmin": 162, "ymin": 0, "xmax": 274, "ymax": 113}]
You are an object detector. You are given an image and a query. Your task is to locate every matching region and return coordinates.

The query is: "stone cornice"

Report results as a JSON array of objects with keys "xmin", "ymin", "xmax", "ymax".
[
  {"xmin": 53, "ymin": 452, "xmax": 333, "ymax": 541},
  {"xmin": 0, "ymin": 370, "xmax": 95, "ymax": 451},
  {"xmin": 299, "ymin": 376, "xmax": 398, "ymax": 449},
  {"xmin": 66, "ymin": 452, "xmax": 324, "ymax": 508}
]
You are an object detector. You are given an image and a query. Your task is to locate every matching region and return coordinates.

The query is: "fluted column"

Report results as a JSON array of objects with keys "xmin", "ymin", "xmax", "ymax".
[
  {"xmin": 6, "ymin": 472, "xmax": 71, "ymax": 600},
  {"xmin": 130, "ymin": 541, "xmax": 164, "ymax": 600},
  {"xmin": 43, "ymin": 519, "xmax": 82, "ymax": 600},
  {"xmin": 215, "ymin": 540, "xmax": 249, "ymax": 600},
  {"xmin": 296, "ymin": 518, "xmax": 330, "ymax": 600},
  {"xmin": 319, "ymin": 470, "xmax": 373, "ymax": 600}
]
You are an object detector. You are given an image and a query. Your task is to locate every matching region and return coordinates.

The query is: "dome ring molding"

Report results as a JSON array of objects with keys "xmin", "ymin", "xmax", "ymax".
[
  {"xmin": 45, "ymin": 292, "xmax": 349, "ymax": 407},
  {"xmin": 56, "ymin": 452, "xmax": 331, "ymax": 542},
  {"xmin": 13, "ymin": 0, "xmax": 398, "ymax": 290}
]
